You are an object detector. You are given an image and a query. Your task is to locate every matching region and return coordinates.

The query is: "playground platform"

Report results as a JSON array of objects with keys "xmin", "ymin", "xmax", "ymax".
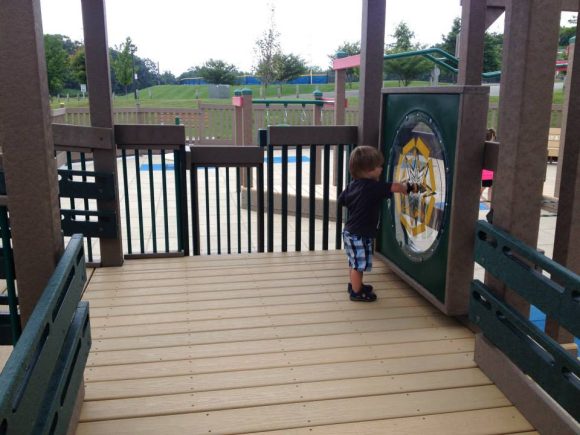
[{"xmin": 76, "ymin": 250, "xmax": 535, "ymax": 435}]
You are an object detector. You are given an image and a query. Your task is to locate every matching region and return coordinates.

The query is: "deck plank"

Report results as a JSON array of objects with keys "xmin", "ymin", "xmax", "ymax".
[
  {"xmin": 78, "ymin": 250, "xmax": 533, "ymax": 434},
  {"xmin": 90, "ymin": 323, "xmax": 465, "ymax": 352},
  {"xmin": 87, "ymin": 327, "xmax": 473, "ymax": 366},
  {"xmin": 250, "ymin": 407, "xmax": 534, "ymax": 435},
  {"xmin": 85, "ymin": 338, "xmax": 475, "ymax": 382},
  {"xmin": 76, "ymin": 386, "xmax": 510, "ymax": 435},
  {"xmin": 80, "ymin": 368, "xmax": 491, "ymax": 422},
  {"xmin": 85, "ymin": 352, "xmax": 478, "ymax": 401}
]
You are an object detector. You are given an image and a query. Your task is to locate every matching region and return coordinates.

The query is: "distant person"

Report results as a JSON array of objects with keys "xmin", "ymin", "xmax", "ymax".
[
  {"xmin": 338, "ymin": 146, "xmax": 417, "ymax": 302},
  {"xmin": 481, "ymin": 128, "xmax": 497, "ymax": 202}
]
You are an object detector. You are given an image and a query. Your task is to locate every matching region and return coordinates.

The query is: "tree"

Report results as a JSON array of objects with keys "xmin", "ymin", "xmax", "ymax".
[
  {"xmin": 483, "ymin": 32, "xmax": 503, "ymax": 75},
  {"xmin": 253, "ymin": 5, "xmax": 280, "ymax": 88},
  {"xmin": 198, "ymin": 59, "xmax": 238, "ymax": 85},
  {"xmin": 436, "ymin": 18, "xmax": 503, "ymax": 82},
  {"xmin": 69, "ymin": 48, "xmax": 87, "ymax": 86},
  {"xmin": 559, "ymin": 26, "xmax": 577, "ymax": 46},
  {"xmin": 438, "ymin": 17, "xmax": 461, "ymax": 56},
  {"xmin": 44, "ymin": 34, "xmax": 70, "ymax": 95},
  {"xmin": 111, "ymin": 37, "xmax": 136, "ymax": 95},
  {"xmin": 178, "ymin": 67, "xmax": 201, "ymax": 81},
  {"xmin": 273, "ymin": 53, "xmax": 307, "ymax": 83},
  {"xmin": 135, "ymin": 58, "xmax": 160, "ymax": 88},
  {"xmin": 160, "ymin": 71, "xmax": 177, "ymax": 85},
  {"xmin": 328, "ymin": 41, "xmax": 360, "ymax": 86},
  {"xmin": 384, "ymin": 22, "xmax": 432, "ymax": 86}
]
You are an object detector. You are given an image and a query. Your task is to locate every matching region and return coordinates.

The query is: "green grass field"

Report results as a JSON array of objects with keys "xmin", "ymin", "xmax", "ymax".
[{"xmin": 51, "ymin": 82, "xmax": 566, "ymax": 110}]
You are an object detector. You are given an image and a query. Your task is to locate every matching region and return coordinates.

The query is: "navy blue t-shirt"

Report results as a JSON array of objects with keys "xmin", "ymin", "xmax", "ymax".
[{"xmin": 338, "ymin": 178, "xmax": 393, "ymax": 238}]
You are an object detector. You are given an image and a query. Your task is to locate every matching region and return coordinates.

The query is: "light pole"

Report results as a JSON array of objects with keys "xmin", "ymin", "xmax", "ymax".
[{"xmin": 131, "ymin": 48, "xmax": 138, "ymax": 100}]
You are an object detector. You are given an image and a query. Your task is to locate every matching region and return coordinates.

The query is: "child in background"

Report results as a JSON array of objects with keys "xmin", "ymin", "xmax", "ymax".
[
  {"xmin": 338, "ymin": 146, "xmax": 416, "ymax": 302},
  {"xmin": 481, "ymin": 128, "xmax": 497, "ymax": 202}
]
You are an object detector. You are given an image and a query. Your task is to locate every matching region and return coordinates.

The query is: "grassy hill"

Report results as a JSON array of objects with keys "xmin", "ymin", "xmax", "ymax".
[{"xmin": 50, "ymin": 82, "xmax": 566, "ymax": 109}]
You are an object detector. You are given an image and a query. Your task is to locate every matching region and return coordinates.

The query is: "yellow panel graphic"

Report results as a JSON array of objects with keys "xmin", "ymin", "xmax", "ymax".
[{"xmin": 394, "ymin": 137, "xmax": 438, "ymax": 237}]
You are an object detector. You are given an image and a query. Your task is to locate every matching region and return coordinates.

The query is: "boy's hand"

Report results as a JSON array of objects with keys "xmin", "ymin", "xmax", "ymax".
[{"xmin": 406, "ymin": 182, "xmax": 419, "ymax": 194}]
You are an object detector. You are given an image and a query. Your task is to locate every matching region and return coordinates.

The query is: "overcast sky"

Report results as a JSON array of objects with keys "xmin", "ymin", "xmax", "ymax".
[{"xmin": 40, "ymin": 0, "xmax": 576, "ymax": 76}]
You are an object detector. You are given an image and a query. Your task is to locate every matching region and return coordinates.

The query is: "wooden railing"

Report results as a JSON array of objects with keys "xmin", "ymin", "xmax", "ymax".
[
  {"xmin": 0, "ymin": 234, "xmax": 91, "ymax": 434},
  {"xmin": 469, "ymin": 221, "xmax": 579, "ymax": 422},
  {"xmin": 53, "ymin": 104, "xmax": 565, "ymax": 147}
]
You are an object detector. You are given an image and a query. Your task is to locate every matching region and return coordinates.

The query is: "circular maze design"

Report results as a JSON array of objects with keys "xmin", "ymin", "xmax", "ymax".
[{"xmin": 388, "ymin": 111, "xmax": 449, "ymax": 261}]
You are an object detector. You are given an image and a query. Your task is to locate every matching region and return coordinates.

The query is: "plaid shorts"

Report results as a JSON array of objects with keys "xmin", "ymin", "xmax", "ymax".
[{"xmin": 343, "ymin": 230, "xmax": 374, "ymax": 272}]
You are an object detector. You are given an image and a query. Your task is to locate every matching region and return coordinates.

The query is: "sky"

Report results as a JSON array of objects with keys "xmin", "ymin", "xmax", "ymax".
[{"xmin": 40, "ymin": 0, "xmax": 576, "ymax": 76}]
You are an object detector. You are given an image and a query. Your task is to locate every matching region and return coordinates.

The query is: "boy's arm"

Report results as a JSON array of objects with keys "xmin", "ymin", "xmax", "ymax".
[
  {"xmin": 390, "ymin": 182, "xmax": 418, "ymax": 194},
  {"xmin": 337, "ymin": 189, "xmax": 345, "ymax": 206}
]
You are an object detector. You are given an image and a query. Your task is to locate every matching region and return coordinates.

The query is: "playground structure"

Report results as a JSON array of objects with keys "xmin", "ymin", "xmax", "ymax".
[{"xmin": 0, "ymin": 0, "xmax": 579, "ymax": 434}]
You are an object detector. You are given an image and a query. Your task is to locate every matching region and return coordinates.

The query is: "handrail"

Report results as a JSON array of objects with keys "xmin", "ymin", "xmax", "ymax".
[
  {"xmin": 474, "ymin": 220, "xmax": 579, "ymax": 336},
  {"xmin": 469, "ymin": 220, "xmax": 580, "ymax": 421},
  {"xmin": 253, "ymin": 99, "xmax": 325, "ymax": 107},
  {"xmin": 383, "ymin": 47, "xmax": 502, "ymax": 79},
  {"xmin": 0, "ymin": 234, "xmax": 91, "ymax": 434}
]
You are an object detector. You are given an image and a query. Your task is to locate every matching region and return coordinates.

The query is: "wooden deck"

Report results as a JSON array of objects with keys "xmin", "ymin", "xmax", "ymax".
[{"xmin": 77, "ymin": 250, "xmax": 536, "ymax": 435}]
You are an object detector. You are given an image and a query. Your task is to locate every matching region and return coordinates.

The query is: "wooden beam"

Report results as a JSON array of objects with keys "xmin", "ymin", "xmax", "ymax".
[
  {"xmin": 52, "ymin": 124, "xmax": 112, "ymax": 150},
  {"xmin": 562, "ymin": 0, "xmax": 579, "ymax": 11},
  {"xmin": 358, "ymin": 0, "xmax": 386, "ymax": 147},
  {"xmin": 486, "ymin": 7, "xmax": 505, "ymax": 30},
  {"xmin": 268, "ymin": 126, "xmax": 357, "ymax": 145},
  {"xmin": 81, "ymin": 0, "xmax": 123, "ymax": 266},
  {"xmin": 332, "ymin": 54, "xmax": 361, "ymax": 71},
  {"xmin": 114, "ymin": 125, "xmax": 185, "ymax": 148},
  {"xmin": 483, "ymin": 140, "xmax": 500, "ymax": 170},
  {"xmin": 0, "ymin": 0, "xmax": 64, "ymax": 324},
  {"xmin": 458, "ymin": 0, "xmax": 487, "ymax": 85},
  {"xmin": 475, "ymin": 334, "xmax": 580, "ymax": 434},
  {"xmin": 490, "ymin": 0, "xmax": 561, "ymax": 315},
  {"xmin": 486, "ymin": 0, "xmax": 578, "ymax": 12},
  {"xmin": 188, "ymin": 146, "xmax": 263, "ymax": 166}
]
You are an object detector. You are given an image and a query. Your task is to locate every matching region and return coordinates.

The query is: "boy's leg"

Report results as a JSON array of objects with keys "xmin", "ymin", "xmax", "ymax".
[{"xmin": 349, "ymin": 268, "xmax": 363, "ymax": 293}]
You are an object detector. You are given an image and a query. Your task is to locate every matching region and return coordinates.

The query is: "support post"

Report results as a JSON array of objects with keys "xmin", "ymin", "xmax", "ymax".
[
  {"xmin": 81, "ymin": 0, "xmax": 124, "ymax": 266},
  {"xmin": 555, "ymin": 36, "xmax": 576, "ymax": 195},
  {"xmin": 313, "ymin": 90, "xmax": 323, "ymax": 184},
  {"xmin": 487, "ymin": 0, "xmax": 561, "ymax": 315},
  {"xmin": 241, "ymin": 88, "xmax": 253, "ymax": 187},
  {"xmin": 233, "ymin": 89, "xmax": 243, "ymax": 144},
  {"xmin": 358, "ymin": 0, "xmax": 386, "ymax": 147},
  {"xmin": 241, "ymin": 88, "xmax": 253, "ymax": 146},
  {"xmin": 549, "ymin": 34, "xmax": 580, "ymax": 344},
  {"xmin": 457, "ymin": 0, "xmax": 486, "ymax": 85},
  {"xmin": 333, "ymin": 52, "xmax": 347, "ymax": 185},
  {"xmin": 0, "ymin": 0, "xmax": 64, "ymax": 324}
]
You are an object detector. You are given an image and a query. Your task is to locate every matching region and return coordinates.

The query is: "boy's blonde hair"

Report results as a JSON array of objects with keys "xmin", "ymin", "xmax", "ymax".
[{"xmin": 349, "ymin": 145, "xmax": 384, "ymax": 179}]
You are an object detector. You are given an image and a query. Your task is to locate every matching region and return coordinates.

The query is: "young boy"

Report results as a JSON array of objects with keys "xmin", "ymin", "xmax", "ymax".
[{"xmin": 338, "ymin": 145, "xmax": 415, "ymax": 302}]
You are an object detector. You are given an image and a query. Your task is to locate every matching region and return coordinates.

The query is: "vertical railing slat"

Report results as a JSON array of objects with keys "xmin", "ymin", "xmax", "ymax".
[
  {"xmin": 309, "ymin": 144, "xmax": 316, "ymax": 251},
  {"xmin": 147, "ymin": 150, "xmax": 157, "ymax": 253},
  {"xmin": 134, "ymin": 149, "xmax": 145, "ymax": 253},
  {"xmin": 247, "ymin": 167, "xmax": 252, "ymax": 253},
  {"xmin": 161, "ymin": 150, "xmax": 169, "ymax": 252},
  {"xmin": 257, "ymin": 163, "xmax": 265, "ymax": 253},
  {"xmin": 80, "ymin": 153, "xmax": 93, "ymax": 262},
  {"xmin": 281, "ymin": 145, "xmax": 288, "ymax": 252},
  {"xmin": 0, "ymin": 207, "xmax": 21, "ymax": 343},
  {"xmin": 190, "ymin": 165, "xmax": 201, "ymax": 256},
  {"xmin": 322, "ymin": 144, "xmax": 330, "ymax": 250},
  {"xmin": 236, "ymin": 168, "xmax": 242, "ymax": 253},
  {"xmin": 121, "ymin": 149, "xmax": 132, "ymax": 254},
  {"xmin": 226, "ymin": 168, "xmax": 231, "ymax": 254},
  {"xmin": 204, "ymin": 167, "xmax": 211, "ymax": 254},
  {"xmin": 295, "ymin": 146, "xmax": 302, "ymax": 251},
  {"xmin": 267, "ymin": 142, "xmax": 274, "ymax": 252},
  {"xmin": 257, "ymin": 129, "xmax": 267, "ymax": 253},
  {"xmin": 216, "ymin": 167, "xmax": 221, "ymax": 254},
  {"xmin": 335, "ymin": 144, "xmax": 345, "ymax": 249}
]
